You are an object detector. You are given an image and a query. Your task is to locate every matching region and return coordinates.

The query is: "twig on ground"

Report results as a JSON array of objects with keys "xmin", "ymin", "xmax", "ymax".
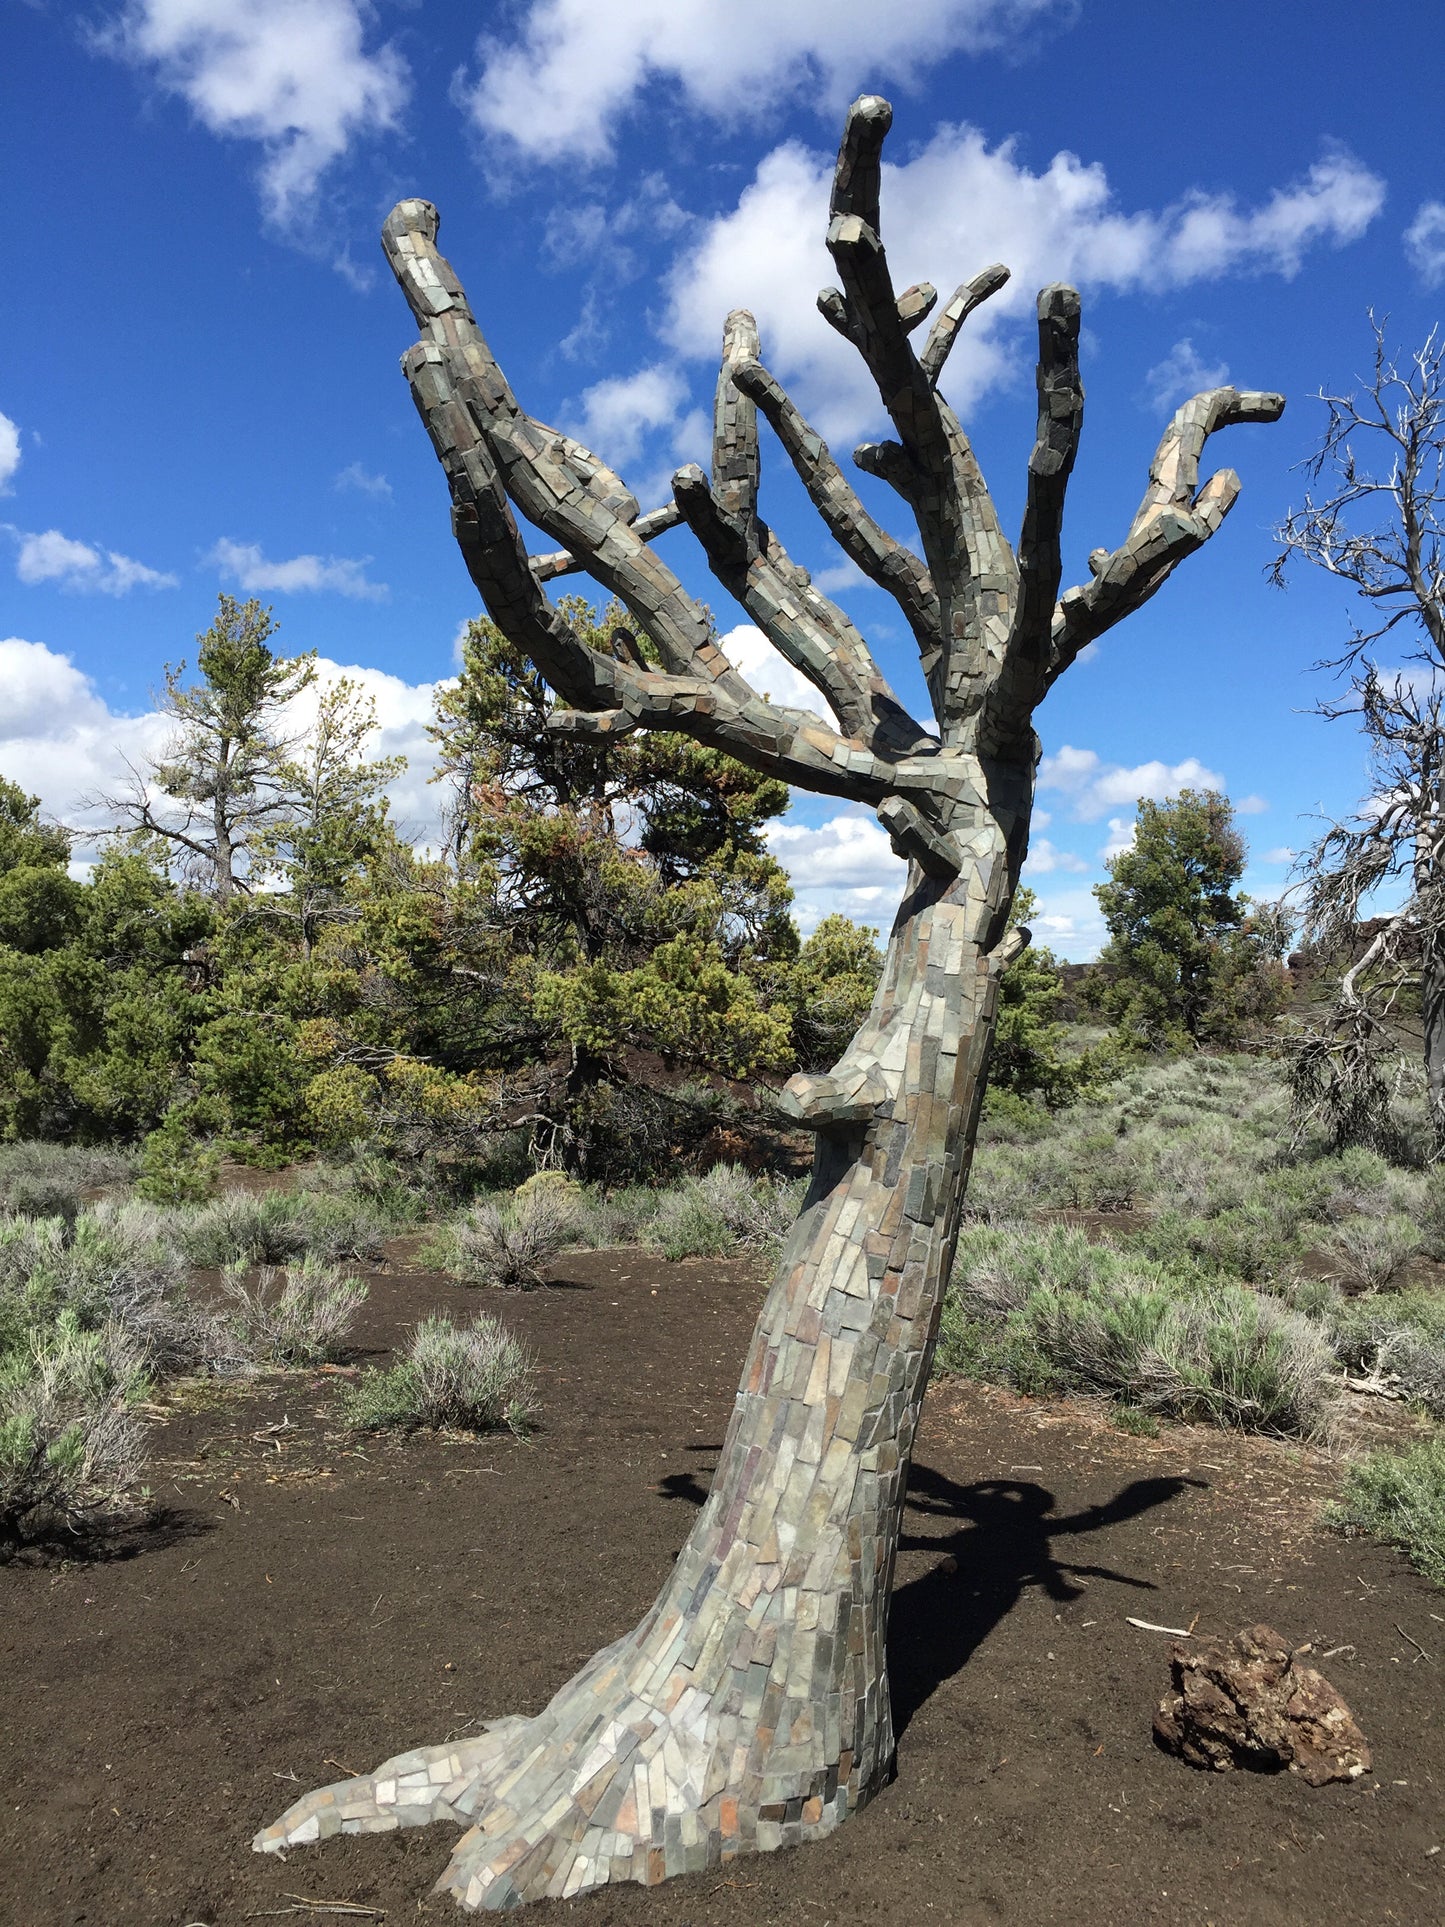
[
  {"xmin": 1126, "ymin": 1616, "xmax": 1196, "ymax": 1636},
  {"xmin": 322, "ymin": 1757, "xmax": 360, "ymax": 1777},
  {"xmin": 1395, "ymin": 1623, "xmax": 1432, "ymax": 1663}
]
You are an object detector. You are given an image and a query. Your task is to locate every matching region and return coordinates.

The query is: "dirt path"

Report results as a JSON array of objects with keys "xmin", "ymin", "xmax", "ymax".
[{"xmin": 2, "ymin": 1250, "xmax": 1441, "ymax": 1926}]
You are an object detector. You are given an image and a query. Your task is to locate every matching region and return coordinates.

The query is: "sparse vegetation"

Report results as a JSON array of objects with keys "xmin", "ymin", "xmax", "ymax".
[
  {"xmin": 1329, "ymin": 1438, "xmax": 1445, "ymax": 1586},
  {"xmin": 447, "ymin": 1189, "xmax": 580, "ymax": 1288},
  {"xmin": 219, "ymin": 1256, "xmax": 367, "ymax": 1368},
  {"xmin": 343, "ymin": 1313, "xmax": 535, "ymax": 1436}
]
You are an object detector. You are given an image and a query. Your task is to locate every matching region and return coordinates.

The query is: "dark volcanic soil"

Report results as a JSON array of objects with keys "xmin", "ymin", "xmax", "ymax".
[{"xmin": 3, "ymin": 1249, "xmax": 1442, "ymax": 1927}]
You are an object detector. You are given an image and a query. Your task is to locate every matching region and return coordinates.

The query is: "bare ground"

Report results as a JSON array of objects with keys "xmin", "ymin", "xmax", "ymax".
[{"xmin": 2, "ymin": 1248, "xmax": 1442, "ymax": 1926}]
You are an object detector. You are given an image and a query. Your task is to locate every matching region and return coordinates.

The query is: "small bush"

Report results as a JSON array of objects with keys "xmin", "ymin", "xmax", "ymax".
[
  {"xmin": 0, "ymin": 1205, "xmax": 228, "ymax": 1381},
  {"xmin": 449, "ymin": 1190, "xmax": 578, "ymax": 1289},
  {"xmin": 221, "ymin": 1256, "xmax": 367, "ymax": 1367},
  {"xmin": 0, "ymin": 1312, "xmax": 148, "ymax": 1548},
  {"xmin": 343, "ymin": 1313, "xmax": 534, "ymax": 1436},
  {"xmin": 174, "ymin": 1191, "xmax": 384, "ymax": 1269},
  {"xmin": 1327, "ymin": 1216, "xmax": 1422, "ymax": 1293},
  {"xmin": 1329, "ymin": 1439, "xmax": 1445, "ymax": 1586},
  {"xmin": 0, "ymin": 1142, "xmax": 136, "ymax": 1217},
  {"xmin": 939, "ymin": 1222, "xmax": 1338, "ymax": 1440},
  {"xmin": 650, "ymin": 1165, "xmax": 801, "ymax": 1262},
  {"xmin": 135, "ymin": 1119, "xmax": 220, "ymax": 1205}
]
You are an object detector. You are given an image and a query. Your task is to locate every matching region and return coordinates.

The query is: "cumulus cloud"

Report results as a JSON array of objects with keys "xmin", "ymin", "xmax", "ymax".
[
  {"xmin": 1023, "ymin": 883, "xmax": 1108, "ymax": 960},
  {"xmin": 1263, "ymin": 845, "xmax": 1297, "ymax": 864},
  {"xmin": 208, "ymin": 536, "xmax": 387, "ymax": 601},
  {"xmin": 570, "ymin": 364, "xmax": 695, "ymax": 469},
  {"xmin": 334, "ymin": 461, "xmax": 391, "ymax": 499},
  {"xmin": 1405, "ymin": 201, "xmax": 1445, "ymax": 285},
  {"xmin": 665, "ymin": 127, "xmax": 1384, "ymax": 442},
  {"xmin": 98, "ymin": 0, "xmax": 409, "ymax": 225},
  {"xmin": 1235, "ymin": 793, "xmax": 1269, "ymax": 814},
  {"xmin": 1143, "ymin": 338, "xmax": 1230, "ymax": 412},
  {"xmin": 12, "ymin": 527, "xmax": 178, "ymax": 595},
  {"xmin": 717, "ymin": 623, "xmax": 827, "ymax": 715},
  {"xmin": 0, "ymin": 635, "xmax": 454, "ymax": 860},
  {"xmin": 764, "ymin": 808, "xmax": 903, "ymax": 934},
  {"xmin": 1039, "ymin": 745, "xmax": 1227, "ymax": 823},
  {"xmin": 1023, "ymin": 838, "xmax": 1087, "ymax": 875},
  {"xmin": 0, "ymin": 412, "xmax": 20, "ymax": 493},
  {"xmin": 463, "ymin": 0, "xmax": 1062, "ymax": 164}
]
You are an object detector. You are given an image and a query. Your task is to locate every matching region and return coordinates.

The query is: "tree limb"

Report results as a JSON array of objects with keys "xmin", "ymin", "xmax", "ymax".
[{"xmin": 1047, "ymin": 386, "xmax": 1287, "ymax": 682}]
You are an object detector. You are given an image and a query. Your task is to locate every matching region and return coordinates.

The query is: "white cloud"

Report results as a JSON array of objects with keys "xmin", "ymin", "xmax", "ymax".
[
  {"xmin": 1023, "ymin": 837, "xmax": 1087, "ymax": 875},
  {"xmin": 1405, "ymin": 201, "xmax": 1445, "ymax": 285},
  {"xmin": 717, "ymin": 623, "xmax": 827, "ymax": 715},
  {"xmin": 544, "ymin": 174, "xmax": 690, "ymax": 276},
  {"xmin": 1235, "ymin": 793, "xmax": 1269, "ymax": 814},
  {"xmin": 12, "ymin": 527, "xmax": 178, "ymax": 595},
  {"xmin": 0, "ymin": 412, "xmax": 20, "ymax": 493},
  {"xmin": 1263, "ymin": 845, "xmax": 1297, "ymax": 864},
  {"xmin": 464, "ymin": 0, "xmax": 1061, "ymax": 164},
  {"xmin": 570, "ymin": 364, "xmax": 694, "ymax": 469},
  {"xmin": 334, "ymin": 461, "xmax": 391, "ymax": 499},
  {"xmin": 1024, "ymin": 883, "xmax": 1108, "ymax": 961},
  {"xmin": 208, "ymin": 536, "xmax": 387, "ymax": 601},
  {"xmin": 1099, "ymin": 815, "xmax": 1135, "ymax": 860},
  {"xmin": 665, "ymin": 127, "xmax": 1383, "ymax": 442},
  {"xmin": 1143, "ymin": 338, "xmax": 1229, "ymax": 412},
  {"xmin": 0, "ymin": 635, "xmax": 454, "ymax": 859},
  {"xmin": 1039, "ymin": 744, "xmax": 1227, "ymax": 822},
  {"xmin": 99, "ymin": 1, "xmax": 409, "ymax": 224},
  {"xmin": 764, "ymin": 807, "xmax": 903, "ymax": 933}
]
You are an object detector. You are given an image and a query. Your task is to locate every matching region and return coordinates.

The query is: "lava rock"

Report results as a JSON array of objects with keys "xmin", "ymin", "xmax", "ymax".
[{"xmin": 1153, "ymin": 1623, "xmax": 1371, "ymax": 1785}]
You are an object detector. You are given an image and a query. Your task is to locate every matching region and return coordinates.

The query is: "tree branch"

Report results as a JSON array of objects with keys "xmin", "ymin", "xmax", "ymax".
[
  {"xmin": 382, "ymin": 199, "xmax": 961, "ymax": 855},
  {"xmin": 1047, "ymin": 386, "xmax": 1287, "ymax": 682},
  {"xmin": 919, "ymin": 264, "xmax": 1010, "ymax": 389},
  {"xmin": 532, "ymin": 503, "xmax": 682, "ymax": 583}
]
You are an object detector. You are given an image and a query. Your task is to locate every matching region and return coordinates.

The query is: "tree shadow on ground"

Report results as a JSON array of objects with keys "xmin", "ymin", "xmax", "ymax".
[
  {"xmin": 0, "ymin": 1501, "xmax": 214, "ymax": 1569},
  {"xmin": 656, "ymin": 1450, "xmax": 1199, "ymax": 1735},
  {"xmin": 888, "ymin": 1464, "xmax": 1203, "ymax": 1736}
]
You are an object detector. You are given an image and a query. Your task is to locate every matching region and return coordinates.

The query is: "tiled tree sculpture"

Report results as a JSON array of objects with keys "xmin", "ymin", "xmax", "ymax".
[{"xmin": 256, "ymin": 97, "xmax": 1282, "ymax": 1910}]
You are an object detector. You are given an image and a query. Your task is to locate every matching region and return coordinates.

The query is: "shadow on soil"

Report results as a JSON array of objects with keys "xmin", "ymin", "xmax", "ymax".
[
  {"xmin": 656, "ymin": 1449, "xmax": 1200, "ymax": 1739},
  {"xmin": 890, "ymin": 1466, "xmax": 1203, "ymax": 1734}
]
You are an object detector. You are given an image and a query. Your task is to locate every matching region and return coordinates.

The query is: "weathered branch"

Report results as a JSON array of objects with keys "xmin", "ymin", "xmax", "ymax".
[
  {"xmin": 980, "ymin": 284, "xmax": 1084, "ymax": 749},
  {"xmin": 382, "ymin": 201, "xmax": 962, "ymax": 853},
  {"xmin": 674, "ymin": 312, "xmax": 935, "ymax": 757},
  {"xmin": 729, "ymin": 354, "xmax": 941, "ymax": 655},
  {"xmin": 1047, "ymin": 386, "xmax": 1287, "ymax": 681},
  {"xmin": 532, "ymin": 503, "xmax": 682, "ymax": 582},
  {"xmin": 919, "ymin": 264, "xmax": 1010, "ymax": 388}
]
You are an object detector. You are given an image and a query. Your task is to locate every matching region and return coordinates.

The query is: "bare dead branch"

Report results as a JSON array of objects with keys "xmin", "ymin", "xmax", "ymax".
[{"xmin": 919, "ymin": 264, "xmax": 1010, "ymax": 388}]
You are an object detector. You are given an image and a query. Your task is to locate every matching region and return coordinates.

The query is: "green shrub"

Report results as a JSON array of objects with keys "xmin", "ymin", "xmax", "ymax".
[
  {"xmin": 135, "ymin": 1117, "xmax": 220, "ymax": 1205},
  {"xmin": 449, "ymin": 1189, "xmax": 578, "ymax": 1288},
  {"xmin": 220, "ymin": 1256, "xmax": 366, "ymax": 1367},
  {"xmin": 650, "ymin": 1165, "xmax": 801, "ymax": 1261},
  {"xmin": 1135, "ymin": 1206, "xmax": 1301, "ymax": 1286},
  {"xmin": 343, "ymin": 1313, "xmax": 534, "ymax": 1436},
  {"xmin": 0, "ymin": 1311, "xmax": 148, "ymax": 1547},
  {"xmin": 939, "ymin": 1221, "xmax": 1337, "ymax": 1439},
  {"xmin": 1329, "ymin": 1439, "xmax": 1445, "ymax": 1586},
  {"xmin": 173, "ymin": 1190, "xmax": 384, "ymax": 1268}
]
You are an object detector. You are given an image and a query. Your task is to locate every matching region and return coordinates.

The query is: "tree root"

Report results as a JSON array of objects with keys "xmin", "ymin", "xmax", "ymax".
[{"xmin": 254, "ymin": 1656, "xmax": 862, "ymax": 1911}]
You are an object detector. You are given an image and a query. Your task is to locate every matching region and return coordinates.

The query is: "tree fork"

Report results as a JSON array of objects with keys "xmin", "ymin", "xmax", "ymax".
[{"xmin": 256, "ymin": 96, "xmax": 1282, "ymax": 1909}]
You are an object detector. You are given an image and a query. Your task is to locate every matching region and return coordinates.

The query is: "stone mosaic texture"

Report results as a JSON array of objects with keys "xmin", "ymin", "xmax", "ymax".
[{"xmin": 255, "ymin": 94, "xmax": 1283, "ymax": 1911}]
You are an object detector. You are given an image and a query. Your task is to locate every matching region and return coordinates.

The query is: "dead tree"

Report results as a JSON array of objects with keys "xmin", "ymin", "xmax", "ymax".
[
  {"xmin": 1274, "ymin": 322, "xmax": 1445, "ymax": 1147},
  {"xmin": 257, "ymin": 97, "xmax": 1282, "ymax": 1908}
]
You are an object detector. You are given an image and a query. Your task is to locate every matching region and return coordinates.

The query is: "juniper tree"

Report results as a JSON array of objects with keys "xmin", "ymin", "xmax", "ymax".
[
  {"xmin": 102, "ymin": 594, "xmax": 314, "ymax": 903},
  {"xmin": 259, "ymin": 96, "xmax": 1283, "ymax": 1907}
]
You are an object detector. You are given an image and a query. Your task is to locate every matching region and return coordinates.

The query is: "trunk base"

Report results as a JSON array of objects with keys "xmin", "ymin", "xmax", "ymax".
[{"xmin": 254, "ymin": 1630, "xmax": 874, "ymax": 1910}]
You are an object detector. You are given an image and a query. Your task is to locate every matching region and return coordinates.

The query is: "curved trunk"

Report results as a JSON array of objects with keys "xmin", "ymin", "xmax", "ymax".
[{"xmin": 256, "ymin": 842, "xmax": 1017, "ymax": 1908}]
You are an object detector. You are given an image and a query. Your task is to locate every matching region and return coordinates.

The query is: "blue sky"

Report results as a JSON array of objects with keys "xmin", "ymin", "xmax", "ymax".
[{"xmin": 3, "ymin": 0, "xmax": 1442, "ymax": 954}]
